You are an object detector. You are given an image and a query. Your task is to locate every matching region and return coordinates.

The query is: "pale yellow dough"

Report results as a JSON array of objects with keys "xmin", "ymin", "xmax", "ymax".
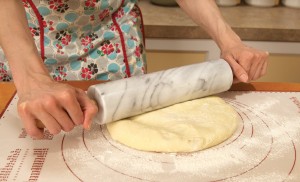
[{"xmin": 106, "ymin": 96, "xmax": 239, "ymax": 153}]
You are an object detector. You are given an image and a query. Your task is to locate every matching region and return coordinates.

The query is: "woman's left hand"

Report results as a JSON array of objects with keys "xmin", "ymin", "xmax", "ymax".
[
  {"xmin": 221, "ymin": 43, "xmax": 269, "ymax": 83},
  {"xmin": 175, "ymin": 0, "xmax": 269, "ymax": 83}
]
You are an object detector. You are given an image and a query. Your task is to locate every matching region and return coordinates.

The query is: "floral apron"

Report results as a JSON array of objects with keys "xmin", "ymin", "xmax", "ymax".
[{"xmin": 0, "ymin": 0, "xmax": 146, "ymax": 82}]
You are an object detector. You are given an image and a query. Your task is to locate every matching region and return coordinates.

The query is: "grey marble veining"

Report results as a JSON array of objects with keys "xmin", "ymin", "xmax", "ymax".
[{"xmin": 87, "ymin": 59, "xmax": 233, "ymax": 124}]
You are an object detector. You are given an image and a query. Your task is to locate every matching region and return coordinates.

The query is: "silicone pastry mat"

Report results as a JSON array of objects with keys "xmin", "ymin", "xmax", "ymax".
[{"xmin": 0, "ymin": 91, "xmax": 300, "ymax": 182}]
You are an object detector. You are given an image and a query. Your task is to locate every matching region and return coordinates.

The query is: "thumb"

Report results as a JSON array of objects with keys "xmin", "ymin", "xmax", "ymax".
[
  {"xmin": 224, "ymin": 56, "xmax": 249, "ymax": 83},
  {"xmin": 76, "ymin": 89, "xmax": 98, "ymax": 130}
]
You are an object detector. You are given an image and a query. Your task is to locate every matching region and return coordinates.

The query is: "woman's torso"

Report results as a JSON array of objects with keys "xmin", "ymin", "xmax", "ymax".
[{"xmin": 0, "ymin": 0, "xmax": 146, "ymax": 81}]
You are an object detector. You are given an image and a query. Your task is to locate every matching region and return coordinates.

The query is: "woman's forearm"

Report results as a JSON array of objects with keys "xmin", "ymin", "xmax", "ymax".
[
  {"xmin": 0, "ymin": 0, "xmax": 51, "ymax": 91},
  {"xmin": 176, "ymin": 0, "xmax": 269, "ymax": 83},
  {"xmin": 176, "ymin": 0, "xmax": 242, "ymax": 51}
]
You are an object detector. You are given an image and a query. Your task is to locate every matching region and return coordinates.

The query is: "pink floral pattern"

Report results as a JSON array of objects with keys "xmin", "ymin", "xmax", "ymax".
[
  {"xmin": 115, "ymin": 9, "xmax": 125, "ymax": 19},
  {"xmin": 56, "ymin": 43, "xmax": 64, "ymax": 54},
  {"xmin": 45, "ymin": 20, "xmax": 55, "ymax": 31},
  {"xmin": 99, "ymin": 9, "xmax": 110, "ymax": 21},
  {"xmin": 22, "ymin": 0, "xmax": 30, "ymax": 8},
  {"xmin": 0, "ymin": 63, "xmax": 11, "ymax": 81},
  {"xmin": 53, "ymin": 66, "xmax": 67, "ymax": 81},
  {"xmin": 81, "ymin": 36, "xmax": 94, "ymax": 53},
  {"xmin": 61, "ymin": 34, "xmax": 71, "ymax": 46},
  {"xmin": 81, "ymin": 36, "xmax": 92, "ymax": 46},
  {"xmin": 101, "ymin": 43, "xmax": 115, "ymax": 55},
  {"xmin": 134, "ymin": 46, "xmax": 140, "ymax": 57},
  {"xmin": 85, "ymin": 0, "xmax": 97, "ymax": 8},
  {"xmin": 81, "ymin": 67, "xmax": 92, "ymax": 80},
  {"xmin": 48, "ymin": 0, "xmax": 69, "ymax": 13},
  {"xmin": 84, "ymin": 0, "xmax": 100, "ymax": 10}
]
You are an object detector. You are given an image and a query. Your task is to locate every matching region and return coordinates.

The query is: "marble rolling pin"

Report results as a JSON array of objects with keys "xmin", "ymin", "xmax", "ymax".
[{"xmin": 87, "ymin": 59, "xmax": 233, "ymax": 125}]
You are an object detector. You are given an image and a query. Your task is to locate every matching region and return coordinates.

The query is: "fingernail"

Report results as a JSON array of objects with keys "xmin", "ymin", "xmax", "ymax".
[{"xmin": 240, "ymin": 74, "xmax": 248, "ymax": 82}]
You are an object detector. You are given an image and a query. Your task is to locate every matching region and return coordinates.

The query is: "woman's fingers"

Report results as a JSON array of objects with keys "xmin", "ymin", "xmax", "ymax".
[
  {"xmin": 252, "ymin": 59, "xmax": 265, "ymax": 81},
  {"xmin": 45, "ymin": 104, "xmax": 75, "ymax": 132},
  {"xmin": 18, "ymin": 102, "xmax": 44, "ymax": 139},
  {"xmin": 17, "ymin": 82, "xmax": 97, "ymax": 138},
  {"xmin": 261, "ymin": 57, "xmax": 268, "ymax": 76},
  {"xmin": 34, "ymin": 112, "xmax": 62, "ymax": 135},
  {"xmin": 35, "ymin": 93, "xmax": 76, "ymax": 133},
  {"xmin": 59, "ymin": 89, "xmax": 84, "ymax": 126},
  {"xmin": 248, "ymin": 51, "xmax": 268, "ymax": 81},
  {"xmin": 222, "ymin": 45, "xmax": 269, "ymax": 83},
  {"xmin": 223, "ymin": 54, "xmax": 249, "ymax": 83},
  {"xmin": 75, "ymin": 88, "xmax": 98, "ymax": 130},
  {"xmin": 18, "ymin": 101, "xmax": 62, "ymax": 138}
]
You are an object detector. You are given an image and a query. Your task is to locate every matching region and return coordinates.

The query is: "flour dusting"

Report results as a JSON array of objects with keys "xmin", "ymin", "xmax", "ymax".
[{"xmin": 61, "ymin": 92, "xmax": 300, "ymax": 182}]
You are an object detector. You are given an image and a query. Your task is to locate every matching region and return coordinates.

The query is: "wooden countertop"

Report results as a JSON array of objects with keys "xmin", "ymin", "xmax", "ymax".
[
  {"xmin": 1, "ymin": 81, "xmax": 300, "ymax": 117},
  {"xmin": 140, "ymin": 0, "xmax": 300, "ymax": 42}
]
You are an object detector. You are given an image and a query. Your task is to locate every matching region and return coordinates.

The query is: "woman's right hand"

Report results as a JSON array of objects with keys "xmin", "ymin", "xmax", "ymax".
[
  {"xmin": 0, "ymin": 1, "xmax": 98, "ymax": 139},
  {"xmin": 17, "ymin": 75, "xmax": 98, "ymax": 139}
]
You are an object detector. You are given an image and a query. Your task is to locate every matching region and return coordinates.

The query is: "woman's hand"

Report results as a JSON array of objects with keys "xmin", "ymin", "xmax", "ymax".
[
  {"xmin": 17, "ymin": 76, "xmax": 98, "ymax": 139},
  {"xmin": 1, "ymin": 1, "xmax": 97, "ymax": 139},
  {"xmin": 176, "ymin": 0, "xmax": 269, "ymax": 82},
  {"xmin": 221, "ymin": 43, "xmax": 269, "ymax": 83}
]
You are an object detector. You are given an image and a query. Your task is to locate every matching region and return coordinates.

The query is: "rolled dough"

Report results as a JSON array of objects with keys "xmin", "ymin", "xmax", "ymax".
[{"xmin": 106, "ymin": 96, "xmax": 239, "ymax": 153}]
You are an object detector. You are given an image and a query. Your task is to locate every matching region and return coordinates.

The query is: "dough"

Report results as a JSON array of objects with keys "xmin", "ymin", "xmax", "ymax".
[{"xmin": 106, "ymin": 96, "xmax": 239, "ymax": 153}]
